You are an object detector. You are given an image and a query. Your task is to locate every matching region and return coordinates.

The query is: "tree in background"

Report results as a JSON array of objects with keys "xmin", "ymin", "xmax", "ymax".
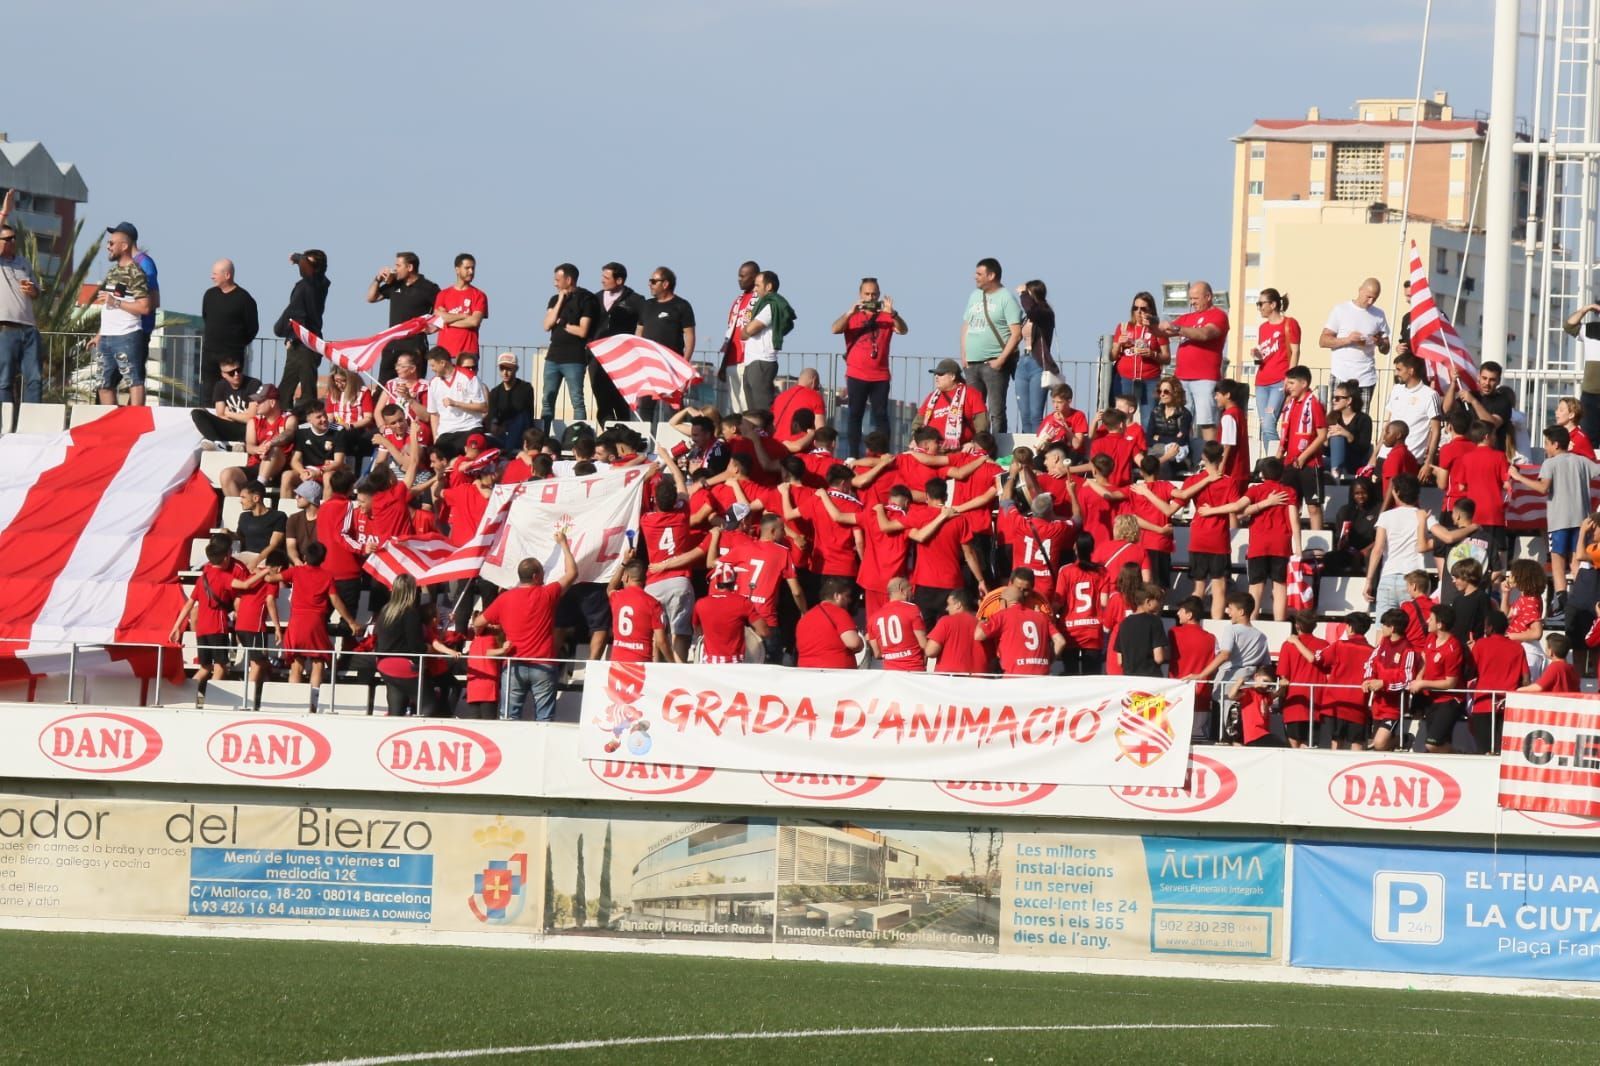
[
  {"xmin": 542, "ymin": 843, "xmax": 556, "ymax": 931},
  {"xmin": 573, "ymin": 833, "xmax": 588, "ymax": 929},
  {"xmin": 597, "ymin": 821, "xmax": 615, "ymax": 928}
]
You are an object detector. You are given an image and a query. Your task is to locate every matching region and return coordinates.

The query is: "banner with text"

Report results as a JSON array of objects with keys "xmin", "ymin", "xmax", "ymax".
[
  {"xmin": 1291, "ymin": 841, "xmax": 1600, "ymax": 981},
  {"xmin": 1499, "ymin": 692, "xmax": 1600, "ymax": 819},
  {"xmin": 579, "ymin": 662, "xmax": 1195, "ymax": 787},
  {"xmin": 0, "ymin": 792, "xmax": 543, "ymax": 934},
  {"xmin": 478, "ymin": 468, "xmax": 648, "ymax": 590}
]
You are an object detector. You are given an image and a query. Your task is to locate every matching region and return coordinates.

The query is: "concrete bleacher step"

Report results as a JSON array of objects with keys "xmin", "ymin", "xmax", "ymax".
[
  {"xmin": 12, "ymin": 402, "xmax": 67, "ymax": 434},
  {"xmin": 200, "ymin": 450, "xmax": 247, "ymax": 483},
  {"xmin": 68, "ymin": 405, "xmax": 114, "ymax": 429}
]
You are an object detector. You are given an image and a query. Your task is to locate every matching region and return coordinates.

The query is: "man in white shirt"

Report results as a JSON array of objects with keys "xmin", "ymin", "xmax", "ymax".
[
  {"xmin": 425, "ymin": 346, "xmax": 489, "ymax": 458},
  {"xmin": 1384, "ymin": 353, "xmax": 1441, "ymax": 463},
  {"xmin": 1320, "ymin": 278, "xmax": 1391, "ymax": 410}
]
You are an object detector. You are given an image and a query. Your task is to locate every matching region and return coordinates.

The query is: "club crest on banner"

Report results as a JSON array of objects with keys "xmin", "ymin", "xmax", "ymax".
[
  {"xmin": 1114, "ymin": 691, "xmax": 1176, "ymax": 768},
  {"xmin": 468, "ymin": 818, "xmax": 530, "ymax": 924}
]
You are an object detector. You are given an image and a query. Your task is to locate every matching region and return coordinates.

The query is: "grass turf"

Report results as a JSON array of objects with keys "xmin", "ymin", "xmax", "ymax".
[{"xmin": 2, "ymin": 931, "xmax": 1599, "ymax": 1065}]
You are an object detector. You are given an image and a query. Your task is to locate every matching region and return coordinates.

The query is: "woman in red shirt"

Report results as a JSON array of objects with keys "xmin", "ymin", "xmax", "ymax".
[
  {"xmin": 1110, "ymin": 292, "xmax": 1167, "ymax": 411},
  {"xmin": 1251, "ymin": 288, "xmax": 1300, "ymax": 454}
]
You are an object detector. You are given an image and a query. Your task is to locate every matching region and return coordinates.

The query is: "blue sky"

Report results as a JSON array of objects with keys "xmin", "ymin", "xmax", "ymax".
[{"xmin": 17, "ymin": 1, "xmax": 1497, "ymax": 361}]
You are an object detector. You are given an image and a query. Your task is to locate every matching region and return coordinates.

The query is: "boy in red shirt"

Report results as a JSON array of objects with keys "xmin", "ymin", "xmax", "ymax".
[
  {"xmin": 866, "ymin": 577, "xmax": 928, "ymax": 672},
  {"xmin": 1054, "ymin": 534, "xmax": 1108, "ymax": 675},
  {"xmin": 1314, "ymin": 613, "xmax": 1376, "ymax": 750},
  {"xmin": 726, "ymin": 512, "xmax": 807, "ymax": 665},
  {"xmin": 233, "ymin": 548, "xmax": 286, "ymax": 688},
  {"xmin": 1128, "ymin": 455, "xmax": 1178, "ymax": 589},
  {"xmin": 169, "ymin": 535, "xmax": 251, "ymax": 688},
  {"xmin": 1399, "ymin": 570, "xmax": 1434, "ymax": 647},
  {"xmin": 1446, "ymin": 421, "xmax": 1511, "ymax": 569},
  {"xmin": 1036, "ymin": 384, "xmax": 1088, "ymax": 457},
  {"xmin": 857, "ymin": 486, "xmax": 915, "ymax": 619},
  {"xmin": 1363, "ymin": 607, "xmax": 1422, "ymax": 751},
  {"xmin": 1228, "ymin": 665, "xmax": 1284, "ymax": 747},
  {"xmin": 1167, "ymin": 596, "xmax": 1219, "ymax": 707},
  {"xmin": 606, "ymin": 559, "xmax": 670, "ymax": 664},
  {"xmin": 1085, "ymin": 407, "xmax": 1139, "ymax": 487},
  {"xmin": 1409, "ymin": 602, "xmax": 1465, "ymax": 753},
  {"xmin": 794, "ymin": 577, "xmax": 863, "ymax": 669},
  {"xmin": 463, "ymin": 621, "xmax": 511, "ymax": 720},
  {"xmin": 1175, "ymin": 441, "xmax": 1240, "ymax": 619},
  {"xmin": 692, "ymin": 573, "xmax": 768, "ymax": 664},
  {"xmin": 926, "ymin": 589, "xmax": 989, "ymax": 675},
  {"xmin": 908, "ymin": 479, "xmax": 984, "ymax": 628},
  {"xmin": 1216, "ymin": 381, "xmax": 1251, "ymax": 483},
  {"xmin": 1206, "ymin": 456, "xmax": 1299, "ymax": 621},
  {"xmin": 974, "ymin": 570, "xmax": 1061, "ymax": 676},
  {"xmin": 995, "ymin": 485, "xmax": 1074, "ymax": 587},
  {"xmin": 1074, "ymin": 453, "xmax": 1125, "ymax": 544},
  {"xmin": 280, "ymin": 541, "xmax": 359, "ymax": 693},
  {"xmin": 1379, "ymin": 421, "xmax": 1421, "ymax": 508},
  {"xmin": 1277, "ymin": 366, "xmax": 1328, "ymax": 530},
  {"xmin": 1521, "ymin": 632, "xmax": 1581, "ymax": 694},
  {"xmin": 1275, "ymin": 609, "xmax": 1327, "ymax": 747},
  {"xmin": 1468, "ymin": 609, "xmax": 1528, "ymax": 754}
]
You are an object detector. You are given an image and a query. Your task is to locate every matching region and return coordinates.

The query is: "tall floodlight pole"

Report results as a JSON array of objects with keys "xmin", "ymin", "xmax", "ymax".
[{"xmin": 1482, "ymin": 0, "xmax": 1520, "ymax": 362}]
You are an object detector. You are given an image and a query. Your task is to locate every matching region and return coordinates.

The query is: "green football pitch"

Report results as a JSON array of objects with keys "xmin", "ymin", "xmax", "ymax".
[{"xmin": 3, "ymin": 931, "xmax": 1599, "ymax": 1065}]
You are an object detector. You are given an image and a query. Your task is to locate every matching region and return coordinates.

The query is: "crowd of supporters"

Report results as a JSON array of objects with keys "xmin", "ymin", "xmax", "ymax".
[{"xmin": 158, "ymin": 254, "xmax": 1600, "ymax": 753}]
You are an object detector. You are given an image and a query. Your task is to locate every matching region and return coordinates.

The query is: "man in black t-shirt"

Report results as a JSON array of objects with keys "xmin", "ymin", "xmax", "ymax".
[
  {"xmin": 200, "ymin": 259, "xmax": 258, "ymax": 402},
  {"xmin": 541, "ymin": 263, "xmax": 599, "ymax": 427},
  {"xmin": 635, "ymin": 265, "xmax": 696, "ymax": 424},
  {"xmin": 235, "ymin": 479, "xmax": 288, "ymax": 566},
  {"xmin": 367, "ymin": 251, "xmax": 441, "ymax": 382},
  {"xmin": 282, "ymin": 400, "xmax": 347, "ymax": 499},
  {"xmin": 1443, "ymin": 359, "xmax": 1517, "ymax": 453},
  {"xmin": 193, "ymin": 357, "xmax": 263, "ymax": 447},
  {"xmin": 1115, "ymin": 585, "xmax": 1169, "ymax": 678}
]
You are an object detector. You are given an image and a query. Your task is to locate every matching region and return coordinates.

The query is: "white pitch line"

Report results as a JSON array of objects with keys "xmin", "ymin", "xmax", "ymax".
[{"xmin": 289, "ymin": 1023, "xmax": 1278, "ymax": 1066}]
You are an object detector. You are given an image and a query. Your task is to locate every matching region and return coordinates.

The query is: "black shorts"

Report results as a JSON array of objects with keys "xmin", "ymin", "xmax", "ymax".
[
  {"xmin": 1319, "ymin": 717, "xmax": 1367, "ymax": 745},
  {"xmin": 1423, "ymin": 699, "xmax": 1463, "ymax": 746},
  {"xmin": 1284, "ymin": 720, "xmax": 1311, "ymax": 744},
  {"xmin": 1190, "ymin": 551, "xmax": 1231, "ymax": 583},
  {"xmin": 1287, "ymin": 465, "xmax": 1324, "ymax": 506},
  {"xmin": 556, "ymin": 582, "xmax": 611, "ymax": 634},
  {"xmin": 195, "ymin": 632, "xmax": 233, "ymax": 669},
  {"xmin": 1247, "ymin": 556, "xmax": 1288, "ymax": 585}
]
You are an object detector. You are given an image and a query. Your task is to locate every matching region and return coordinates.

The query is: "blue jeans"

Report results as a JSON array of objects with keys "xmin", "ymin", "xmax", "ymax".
[
  {"xmin": 1114, "ymin": 375, "xmax": 1153, "ymax": 413},
  {"xmin": 1256, "ymin": 381, "xmax": 1285, "ymax": 451},
  {"xmin": 0, "ymin": 326, "xmax": 42, "ymax": 404},
  {"xmin": 95, "ymin": 332, "xmax": 148, "ymax": 390},
  {"xmin": 541, "ymin": 361, "xmax": 587, "ymax": 421},
  {"xmin": 1328, "ymin": 434, "xmax": 1371, "ymax": 478},
  {"xmin": 845, "ymin": 375, "xmax": 890, "ymax": 458},
  {"xmin": 1014, "ymin": 355, "xmax": 1045, "ymax": 433},
  {"xmin": 1375, "ymin": 572, "xmax": 1410, "ymax": 620},
  {"xmin": 506, "ymin": 662, "xmax": 558, "ymax": 722}
]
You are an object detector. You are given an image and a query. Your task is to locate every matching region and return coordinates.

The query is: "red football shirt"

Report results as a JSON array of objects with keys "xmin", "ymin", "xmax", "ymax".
[
  {"xmin": 1434, "ymin": 437, "xmax": 1474, "ymax": 509},
  {"xmin": 997, "ymin": 507, "xmax": 1074, "ymax": 584},
  {"xmin": 1419, "ymin": 633, "xmax": 1464, "ymax": 688},
  {"xmin": 316, "ymin": 496, "xmax": 365, "ymax": 581},
  {"xmin": 800, "ymin": 491, "xmax": 862, "ymax": 577},
  {"xmin": 465, "ymin": 633, "xmax": 503, "ymax": 704},
  {"xmin": 1131, "ymin": 482, "xmax": 1176, "ymax": 554},
  {"xmin": 1449, "ymin": 446, "xmax": 1511, "ymax": 526},
  {"xmin": 1534, "ymin": 660, "xmax": 1580, "ymax": 693},
  {"xmin": 844, "ymin": 310, "xmax": 897, "ymax": 382},
  {"xmin": 916, "ymin": 385, "xmax": 986, "ymax": 449},
  {"xmin": 1168, "ymin": 623, "xmax": 1218, "ymax": 705},
  {"xmin": 951, "ymin": 458, "xmax": 1003, "ymax": 536},
  {"xmin": 1054, "ymin": 563, "xmax": 1107, "ymax": 651},
  {"xmin": 908, "ymin": 505, "xmax": 967, "ymax": 590},
  {"xmin": 1318, "ymin": 635, "xmax": 1375, "ymax": 723},
  {"xmin": 891, "ymin": 451, "xmax": 943, "ymax": 498},
  {"xmin": 1277, "ymin": 635, "xmax": 1328, "ymax": 724},
  {"xmin": 1077, "ymin": 482, "xmax": 1117, "ymax": 543},
  {"xmin": 440, "ymin": 483, "xmax": 488, "ymax": 548},
  {"xmin": 1470, "ymin": 633, "xmax": 1529, "ymax": 715},
  {"xmin": 1218, "ymin": 405, "xmax": 1250, "ymax": 480},
  {"xmin": 1245, "ymin": 481, "xmax": 1299, "ymax": 559},
  {"xmin": 693, "ymin": 591, "xmax": 760, "ymax": 662},
  {"xmin": 869, "ymin": 600, "xmax": 927, "ymax": 672},
  {"xmin": 1278, "ymin": 393, "xmax": 1326, "ymax": 466},
  {"xmin": 927, "ymin": 611, "xmax": 986, "ymax": 674},
  {"xmin": 982, "ymin": 604, "xmax": 1053, "ymax": 675},
  {"xmin": 641, "ymin": 507, "xmax": 698, "ymax": 585},
  {"xmin": 1113, "ymin": 322, "xmax": 1166, "ymax": 382},
  {"xmin": 725, "ymin": 537, "xmax": 796, "ymax": 625},
  {"xmin": 1090, "ymin": 434, "xmax": 1138, "ymax": 487},
  {"xmin": 795, "ymin": 602, "xmax": 858, "ymax": 669},
  {"xmin": 482, "ymin": 583, "xmax": 563, "ymax": 663},
  {"xmin": 1382, "ymin": 446, "xmax": 1420, "ymax": 492},
  {"xmin": 1092, "ymin": 539, "xmax": 1148, "ymax": 576},
  {"xmin": 1184, "ymin": 473, "xmax": 1242, "ymax": 556},
  {"xmin": 771, "ymin": 385, "xmax": 826, "ymax": 442},
  {"xmin": 1254, "ymin": 317, "xmax": 1301, "ymax": 386},
  {"xmin": 609, "ymin": 585, "xmax": 665, "ymax": 664},
  {"xmin": 192, "ymin": 561, "xmax": 247, "ymax": 636},
  {"xmin": 1037, "ymin": 408, "xmax": 1089, "ymax": 448},
  {"xmin": 280, "ymin": 564, "xmax": 333, "ymax": 619},
  {"xmin": 1173, "ymin": 306, "xmax": 1229, "ymax": 381},
  {"xmin": 433, "ymin": 285, "xmax": 488, "ymax": 356},
  {"xmin": 858, "ymin": 507, "xmax": 911, "ymax": 594}
]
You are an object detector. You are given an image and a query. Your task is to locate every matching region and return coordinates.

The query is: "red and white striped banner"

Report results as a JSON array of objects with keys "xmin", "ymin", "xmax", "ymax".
[
  {"xmin": 1407, "ymin": 240, "xmax": 1478, "ymax": 395},
  {"xmin": 587, "ymin": 334, "xmax": 701, "ymax": 410},
  {"xmin": 364, "ymin": 487, "xmax": 519, "ymax": 588},
  {"xmin": 1505, "ymin": 464, "xmax": 1600, "ymax": 532},
  {"xmin": 0, "ymin": 408, "xmax": 215, "ymax": 679},
  {"xmin": 291, "ymin": 314, "xmax": 440, "ymax": 383},
  {"xmin": 1499, "ymin": 693, "xmax": 1600, "ymax": 818}
]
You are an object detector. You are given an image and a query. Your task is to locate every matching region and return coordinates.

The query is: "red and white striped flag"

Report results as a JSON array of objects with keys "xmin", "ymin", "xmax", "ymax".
[
  {"xmin": 587, "ymin": 335, "xmax": 702, "ymax": 411},
  {"xmin": 291, "ymin": 314, "xmax": 440, "ymax": 385},
  {"xmin": 364, "ymin": 485, "xmax": 519, "ymax": 588},
  {"xmin": 1505, "ymin": 463, "xmax": 1600, "ymax": 532},
  {"xmin": 1407, "ymin": 240, "xmax": 1478, "ymax": 395},
  {"xmin": 0, "ymin": 408, "xmax": 216, "ymax": 680},
  {"xmin": 1500, "ymin": 693, "xmax": 1600, "ymax": 818}
]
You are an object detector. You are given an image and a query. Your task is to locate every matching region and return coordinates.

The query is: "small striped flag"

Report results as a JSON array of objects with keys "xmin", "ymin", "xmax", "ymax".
[
  {"xmin": 291, "ymin": 314, "xmax": 440, "ymax": 385},
  {"xmin": 1407, "ymin": 240, "xmax": 1478, "ymax": 395},
  {"xmin": 364, "ymin": 484, "xmax": 519, "ymax": 588},
  {"xmin": 587, "ymin": 334, "xmax": 702, "ymax": 411}
]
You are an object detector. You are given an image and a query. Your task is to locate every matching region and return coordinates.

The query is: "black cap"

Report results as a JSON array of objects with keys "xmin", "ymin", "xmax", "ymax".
[{"xmin": 106, "ymin": 221, "xmax": 139, "ymax": 243}]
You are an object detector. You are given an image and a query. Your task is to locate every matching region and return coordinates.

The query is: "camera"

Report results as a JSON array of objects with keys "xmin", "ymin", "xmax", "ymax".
[{"xmin": 859, "ymin": 299, "xmax": 882, "ymax": 313}]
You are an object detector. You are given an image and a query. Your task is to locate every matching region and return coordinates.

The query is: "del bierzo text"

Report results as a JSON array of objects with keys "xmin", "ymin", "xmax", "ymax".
[
  {"xmin": 657, "ymin": 688, "xmax": 1108, "ymax": 749},
  {"xmin": 0, "ymin": 801, "xmax": 434, "ymax": 852}
]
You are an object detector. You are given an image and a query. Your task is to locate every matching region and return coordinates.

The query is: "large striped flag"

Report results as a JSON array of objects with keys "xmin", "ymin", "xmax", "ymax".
[
  {"xmin": 364, "ymin": 484, "xmax": 520, "ymax": 588},
  {"xmin": 587, "ymin": 334, "xmax": 702, "ymax": 411},
  {"xmin": 1505, "ymin": 463, "xmax": 1600, "ymax": 532},
  {"xmin": 0, "ymin": 408, "xmax": 216, "ymax": 680},
  {"xmin": 1407, "ymin": 240, "xmax": 1478, "ymax": 395},
  {"xmin": 1499, "ymin": 693, "xmax": 1600, "ymax": 818},
  {"xmin": 291, "ymin": 314, "xmax": 440, "ymax": 385}
]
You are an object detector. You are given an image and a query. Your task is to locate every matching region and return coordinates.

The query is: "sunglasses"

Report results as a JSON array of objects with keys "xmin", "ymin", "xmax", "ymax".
[
  {"xmin": 649, "ymin": 278, "xmax": 665, "ymax": 285},
  {"xmin": 222, "ymin": 369, "xmax": 242, "ymax": 377},
  {"xmin": 1132, "ymin": 305, "xmax": 1153, "ymax": 312},
  {"xmin": 1333, "ymin": 395, "xmax": 1350, "ymax": 402}
]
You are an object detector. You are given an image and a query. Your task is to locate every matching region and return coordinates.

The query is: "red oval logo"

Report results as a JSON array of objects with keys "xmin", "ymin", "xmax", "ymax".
[
  {"xmin": 589, "ymin": 760, "xmax": 714, "ymax": 794},
  {"xmin": 761, "ymin": 771, "xmax": 884, "ymax": 802},
  {"xmin": 38, "ymin": 712, "xmax": 163, "ymax": 774},
  {"xmin": 377, "ymin": 725, "xmax": 502, "ymax": 787},
  {"xmin": 1111, "ymin": 753, "xmax": 1239, "ymax": 814},
  {"xmin": 1328, "ymin": 758, "xmax": 1461, "ymax": 822},
  {"xmin": 207, "ymin": 719, "xmax": 331, "ymax": 780},
  {"xmin": 934, "ymin": 780, "xmax": 1057, "ymax": 807},
  {"xmin": 1514, "ymin": 809, "xmax": 1600, "ymax": 831}
]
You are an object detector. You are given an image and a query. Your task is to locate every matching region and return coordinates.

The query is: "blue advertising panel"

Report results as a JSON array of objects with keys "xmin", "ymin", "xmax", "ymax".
[{"xmin": 1291, "ymin": 842, "xmax": 1600, "ymax": 981}]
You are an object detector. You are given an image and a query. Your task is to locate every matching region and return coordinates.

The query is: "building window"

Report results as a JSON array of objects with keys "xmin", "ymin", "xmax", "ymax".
[
  {"xmin": 1250, "ymin": 144, "xmax": 1265, "ymax": 160},
  {"xmin": 1245, "ymin": 253, "xmax": 1261, "ymax": 268},
  {"xmin": 1449, "ymin": 180, "xmax": 1466, "ymax": 196},
  {"xmin": 1435, "ymin": 247, "xmax": 1449, "ymax": 274},
  {"xmin": 1389, "ymin": 144, "xmax": 1405, "ymax": 160},
  {"xmin": 1247, "ymin": 216, "xmax": 1263, "ymax": 231},
  {"xmin": 1309, "ymin": 180, "xmax": 1326, "ymax": 198},
  {"xmin": 1397, "ymin": 106, "xmax": 1415, "ymax": 121},
  {"xmin": 1248, "ymin": 181, "xmax": 1263, "ymax": 195},
  {"xmin": 1311, "ymin": 143, "xmax": 1327, "ymax": 160},
  {"xmin": 1388, "ymin": 181, "xmax": 1404, "ymax": 201},
  {"xmin": 1333, "ymin": 143, "xmax": 1385, "ymax": 201},
  {"xmin": 1451, "ymin": 143, "xmax": 1467, "ymax": 159}
]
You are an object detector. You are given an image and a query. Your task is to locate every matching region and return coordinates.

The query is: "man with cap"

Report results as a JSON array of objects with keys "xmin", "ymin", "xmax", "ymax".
[
  {"xmin": 911, "ymin": 359, "xmax": 989, "ymax": 451},
  {"xmin": 488, "ymin": 351, "xmax": 535, "ymax": 452},
  {"xmin": 94, "ymin": 222, "xmax": 156, "ymax": 407},
  {"xmin": 273, "ymin": 249, "xmax": 330, "ymax": 409},
  {"xmin": 219, "ymin": 383, "xmax": 295, "ymax": 496},
  {"xmin": 425, "ymin": 345, "xmax": 488, "ymax": 459},
  {"xmin": 286, "ymin": 478, "xmax": 321, "ymax": 566}
]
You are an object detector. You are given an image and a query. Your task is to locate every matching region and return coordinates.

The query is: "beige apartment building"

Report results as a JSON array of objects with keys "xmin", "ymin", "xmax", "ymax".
[{"xmin": 1225, "ymin": 92, "xmax": 1537, "ymax": 391}]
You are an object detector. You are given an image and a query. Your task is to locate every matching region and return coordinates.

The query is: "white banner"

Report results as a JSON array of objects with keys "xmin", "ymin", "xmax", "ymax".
[
  {"xmin": 1499, "ymin": 692, "xmax": 1600, "ymax": 819},
  {"xmin": 479, "ymin": 468, "xmax": 648, "ymax": 590},
  {"xmin": 579, "ymin": 662, "xmax": 1196, "ymax": 787}
]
